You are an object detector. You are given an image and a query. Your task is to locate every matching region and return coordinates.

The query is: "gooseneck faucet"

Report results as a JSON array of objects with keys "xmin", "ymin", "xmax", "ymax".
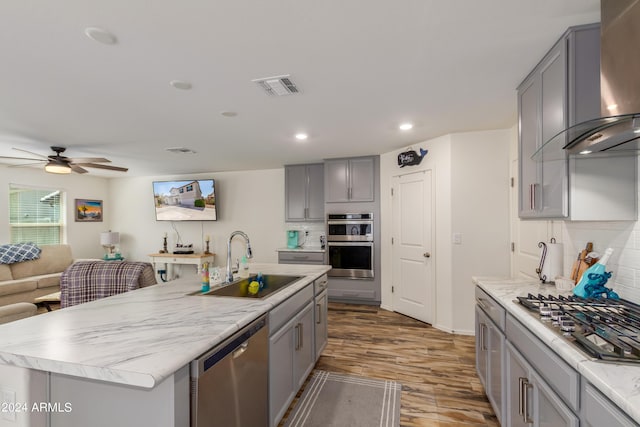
[{"xmin": 226, "ymin": 230, "xmax": 253, "ymax": 283}]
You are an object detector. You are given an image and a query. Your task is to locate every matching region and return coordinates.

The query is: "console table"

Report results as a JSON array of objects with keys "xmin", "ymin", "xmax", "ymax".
[{"xmin": 148, "ymin": 253, "xmax": 215, "ymax": 281}]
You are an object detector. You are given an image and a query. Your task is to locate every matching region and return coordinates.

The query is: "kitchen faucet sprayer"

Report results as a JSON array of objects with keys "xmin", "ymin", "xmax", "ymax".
[{"xmin": 226, "ymin": 231, "xmax": 252, "ymax": 283}]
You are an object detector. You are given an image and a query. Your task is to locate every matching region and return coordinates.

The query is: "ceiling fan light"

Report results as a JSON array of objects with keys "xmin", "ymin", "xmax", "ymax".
[{"xmin": 44, "ymin": 161, "xmax": 71, "ymax": 174}]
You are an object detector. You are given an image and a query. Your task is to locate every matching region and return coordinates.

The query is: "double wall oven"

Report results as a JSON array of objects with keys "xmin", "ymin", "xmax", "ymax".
[{"xmin": 326, "ymin": 213, "xmax": 374, "ymax": 279}]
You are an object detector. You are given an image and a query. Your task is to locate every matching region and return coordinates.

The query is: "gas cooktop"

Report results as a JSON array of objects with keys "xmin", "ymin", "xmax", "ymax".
[{"xmin": 516, "ymin": 294, "xmax": 640, "ymax": 364}]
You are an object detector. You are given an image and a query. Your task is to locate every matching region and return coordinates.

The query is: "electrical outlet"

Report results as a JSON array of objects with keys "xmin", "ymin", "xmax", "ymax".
[
  {"xmin": 452, "ymin": 233, "xmax": 463, "ymax": 245},
  {"xmin": 1, "ymin": 388, "xmax": 16, "ymax": 421}
]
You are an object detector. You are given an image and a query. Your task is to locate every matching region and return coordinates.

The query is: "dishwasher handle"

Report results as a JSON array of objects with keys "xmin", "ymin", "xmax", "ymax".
[{"xmin": 193, "ymin": 315, "xmax": 267, "ymax": 376}]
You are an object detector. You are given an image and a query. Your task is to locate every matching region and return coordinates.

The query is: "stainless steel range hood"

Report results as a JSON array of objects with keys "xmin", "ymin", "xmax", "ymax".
[{"xmin": 545, "ymin": 0, "xmax": 640, "ymax": 157}]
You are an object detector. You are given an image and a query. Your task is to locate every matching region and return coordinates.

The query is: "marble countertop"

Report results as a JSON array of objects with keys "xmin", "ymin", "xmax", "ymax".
[
  {"xmin": 473, "ymin": 276, "xmax": 640, "ymax": 424},
  {"xmin": 276, "ymin": 247, "xmax": 325, "ymax": 252},
  {"xmin": 0, "ymin": 263, "xmax": 330, "ymax": 389}
]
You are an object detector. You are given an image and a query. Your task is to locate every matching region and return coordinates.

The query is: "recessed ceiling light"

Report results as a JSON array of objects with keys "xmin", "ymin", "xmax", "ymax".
[
  {"xmin": 579, "ymin": 150, "xmax": 592, "ymax": 155},
  {"xmin": 399, "ymin": 123, "xmax": 413, "ymax": 131},
  {"xmin": 221, "ymin": 111, "xmax": 238, "ymax": 117},
  {"xmin": 170, "ymin": 80, "xmax": 192, "ymax": 90},
  {"xmin": 606, "ymin": 104, "xmax": 618, "ymax": 111},
  {"xmin": 84, "ymin": 27, "xmax": 117, "ymax": 45},
  {"xmin": 295, "ymin": 133, "xmax": 308, "ymax": 141}
]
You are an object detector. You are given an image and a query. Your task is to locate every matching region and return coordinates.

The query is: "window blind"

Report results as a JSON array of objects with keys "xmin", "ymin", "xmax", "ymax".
[{"xmin": 9, "ymin": 185, "xmax": 63, "ymax": 245}]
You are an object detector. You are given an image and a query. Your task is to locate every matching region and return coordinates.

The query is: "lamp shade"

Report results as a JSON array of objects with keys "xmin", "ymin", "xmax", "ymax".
[{"xmin": 100, "ymin": 231, "xmax": 120, "ymax": 246}]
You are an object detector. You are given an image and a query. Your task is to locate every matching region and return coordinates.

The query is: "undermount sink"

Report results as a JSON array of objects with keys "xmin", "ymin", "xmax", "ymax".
[{"xmin": 192, "ymin": 274, "xmax": 303, "ymax": 299}]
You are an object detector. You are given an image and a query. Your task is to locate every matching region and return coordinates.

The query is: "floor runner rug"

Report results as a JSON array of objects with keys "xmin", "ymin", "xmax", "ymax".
[{"xmin": 283, "ymin": 370, "xmax": 402, "ymax": 427}]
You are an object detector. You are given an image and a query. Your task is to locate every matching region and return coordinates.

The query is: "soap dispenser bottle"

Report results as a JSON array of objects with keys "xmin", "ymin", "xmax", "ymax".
[{"xmin": 239, "ymin": 255, "xmax": 250, "ymax": 278}]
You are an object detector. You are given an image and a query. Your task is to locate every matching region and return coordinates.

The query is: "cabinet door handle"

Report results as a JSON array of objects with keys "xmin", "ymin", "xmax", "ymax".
[
  {"xmin": 294, "ymin": 324, "xmax": 300, "ymax": 350},
  {"xmin": 480, "ymin": 323, "xmax": 488, "ymax": 351},
  {"xmin": 299, "ymin": 323, "xmax": 303, "ymax": 349},
  {"xmin": 529, "ymin": 183, "xmax": 539, "ymax": 211},
  {"xmin": 518, "ymin": 377, "xmax": 533, "ymax": 424},
  {"xmin": 316, "ymin": 303, "xmax": 322, "ymax": 324}
]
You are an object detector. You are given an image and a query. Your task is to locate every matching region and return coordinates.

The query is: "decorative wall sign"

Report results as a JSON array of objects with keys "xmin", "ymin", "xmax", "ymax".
[
  {"xmin": 397, "ymin": 148, "xmax": 428, "ymax": 168},
  {"xmin": 75, "ymin": 199, "xmax": 103, "ymax": 222}
]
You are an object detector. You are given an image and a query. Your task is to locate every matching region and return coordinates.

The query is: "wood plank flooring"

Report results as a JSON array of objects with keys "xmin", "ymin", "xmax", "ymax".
[{"xmin": 280, "ymin": 302, "xmax": 499, "ymax": 427}]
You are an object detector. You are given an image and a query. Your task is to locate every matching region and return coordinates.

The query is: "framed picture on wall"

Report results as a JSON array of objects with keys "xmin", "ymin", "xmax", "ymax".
[{"xmin": 75, "ymin": 199, "xmax": 103, "ymax": 222}]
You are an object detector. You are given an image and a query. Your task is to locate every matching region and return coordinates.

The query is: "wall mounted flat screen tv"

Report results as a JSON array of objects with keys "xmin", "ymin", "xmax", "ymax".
[{"xmin": 152, "ymin": 179, "xmax": 217, "ymax": 221}]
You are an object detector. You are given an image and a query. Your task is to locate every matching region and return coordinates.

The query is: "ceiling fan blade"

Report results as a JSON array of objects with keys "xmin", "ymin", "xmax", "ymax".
[
  {"xmin": 70, "ymin": 164, "xmax": 89, "ymax": 174},
  {"xmin": 68, "ymin": 157, "xmax": 111, "ymax": 163},
  {"xmin": 12, "ymin": 148, "xmax": 49, "ymax": 159},
  {"xmin": 0, "ymin": 155, "xmax": 46, "ymax": 162},
  {"xmin": 76, "ymin": 163, "xmax": 128, "ymax": 172},
  {"xmin": 8, "ymin": 161, "xmax": 47, "ymax": 168}
]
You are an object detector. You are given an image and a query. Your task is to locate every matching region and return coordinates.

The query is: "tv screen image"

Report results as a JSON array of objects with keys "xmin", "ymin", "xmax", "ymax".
[{"xmin": 152, "ymin": 179, "xmax": 217, "ymax": 221}]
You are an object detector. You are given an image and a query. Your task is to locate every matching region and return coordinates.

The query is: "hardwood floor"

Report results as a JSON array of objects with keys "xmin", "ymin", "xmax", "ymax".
[{"xmin": 281, "ymin": 302, "xmax": 499, "ymax": 427}]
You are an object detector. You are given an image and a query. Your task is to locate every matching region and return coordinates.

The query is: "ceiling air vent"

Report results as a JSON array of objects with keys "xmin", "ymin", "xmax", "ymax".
[
  {"xmin": 252, "ymin": 74, "xmax": 301, "ymax": 96},
  {"xmin": 165, "ymin": 147, "xmax": 197, "ymax": 154}
]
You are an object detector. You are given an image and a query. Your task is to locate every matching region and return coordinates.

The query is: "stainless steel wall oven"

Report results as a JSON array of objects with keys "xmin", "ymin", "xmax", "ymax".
[{"xmin": 327, "ymin": 213, "xmax": 374, "ymax": 279}]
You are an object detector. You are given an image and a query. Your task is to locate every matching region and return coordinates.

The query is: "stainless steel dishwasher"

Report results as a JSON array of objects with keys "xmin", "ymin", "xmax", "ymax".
[{"xmin": 190, "ymin": 315, "xmax": 268, "ymax": 427}]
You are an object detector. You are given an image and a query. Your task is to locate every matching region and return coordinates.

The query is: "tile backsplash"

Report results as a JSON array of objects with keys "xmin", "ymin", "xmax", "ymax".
[
  {"xmin": 283, "ymin": 222, "xmax": 326, "ymax": 248},
  {"xmin": 562, "ymin": 220, "xmax": 640, "ymax": 303}
]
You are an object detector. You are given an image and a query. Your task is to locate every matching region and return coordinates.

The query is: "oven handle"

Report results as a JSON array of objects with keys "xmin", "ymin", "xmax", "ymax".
[
  {"xmin": 327, "ymin": 220, "xmax": 373, "ymax": 225},
  {"xmin": 327, "ymin": 241, "xmax": 374, "ymax": 247}
]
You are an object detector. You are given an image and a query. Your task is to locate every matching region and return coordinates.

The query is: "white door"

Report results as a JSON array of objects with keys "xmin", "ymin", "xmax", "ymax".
[{"xmin": 392, "ymin": 170, "xmax": 433, "ymax": 324}]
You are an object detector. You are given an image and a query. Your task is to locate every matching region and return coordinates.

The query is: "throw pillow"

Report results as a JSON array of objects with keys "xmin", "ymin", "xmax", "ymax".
[{"xmin": 0, "ymin": 243, "xmax": 42, "ymax": 265}]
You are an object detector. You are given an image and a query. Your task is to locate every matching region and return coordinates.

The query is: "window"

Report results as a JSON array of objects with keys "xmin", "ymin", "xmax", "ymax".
[{"xmin": 9, "ymin": 184, "xmax": 64, "ymax": 245}]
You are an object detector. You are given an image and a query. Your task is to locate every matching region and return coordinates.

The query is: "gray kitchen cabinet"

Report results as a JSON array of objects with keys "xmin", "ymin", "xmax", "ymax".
[
  {"xmin": 325, "ymin": 156, "xmax": 374, "ymax": 202},
  {"xmin": 269, "ymin": 285, "xmax": 315, "ymax": 427},
  {"xmin": 314, "ymin": 288, "xmax": 328, "ymax": 360},
  {"xmin": 506, "ymin": 342, "xmax": 579, "ymax": 427},
  {"xmin": 278, "ymin": 250, "xmax": 325, "ymax": 265},
  {"xmin": 285, "ymin": 163, "xmax": 324, "ymax": 222},
  {"xmin": 505, "ymin": 313, "xmax": 580, "ymax": 427},
  {"xmin": 475, "ymin": 287, "xmax": 505, "ymax": 424},
  {"xmin": 517, "ymin": 23, "xmax": 636, "ymax": 220},
  {"xmin": 581, "ymin": 382, "xmax": 637, "ymax": 427}
]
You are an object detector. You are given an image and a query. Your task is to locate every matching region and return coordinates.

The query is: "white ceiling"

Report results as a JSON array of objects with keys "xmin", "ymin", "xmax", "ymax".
[{"xmin": 0, "ymin": 0, "xmax": 600, "ymax": 177}]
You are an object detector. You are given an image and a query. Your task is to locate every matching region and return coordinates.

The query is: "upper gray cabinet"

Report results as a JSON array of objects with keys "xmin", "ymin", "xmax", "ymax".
[
  {"xmin": 285, "ymin": 164, "xmax": 324, "ymax": 222},
  {"xmin": 518, "ymin": 23, "xmax": 637, "ymax": 220},
  {"xmin": 325, "ymin": 157, "xmax": 375, "ymax": 202}
]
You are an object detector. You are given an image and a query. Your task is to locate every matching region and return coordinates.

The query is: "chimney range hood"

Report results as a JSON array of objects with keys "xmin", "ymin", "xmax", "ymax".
[{"xmin": 538, "ymin": 0, "xmax": 640, "ymax": 158}]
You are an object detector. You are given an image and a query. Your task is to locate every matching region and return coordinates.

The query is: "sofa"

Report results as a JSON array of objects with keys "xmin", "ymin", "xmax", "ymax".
[
  {"xmin": 0, "ymin": 244, "xmax": 74, "ymax": 307},
  {"xmin": 0, "ymin": 302, "xmax": 38, "ymax": 324}
]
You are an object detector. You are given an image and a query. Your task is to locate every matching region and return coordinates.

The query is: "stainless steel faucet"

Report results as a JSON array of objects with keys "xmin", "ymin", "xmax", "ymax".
[{"xmin": 226, "ymin": 231, "xmax": 253, "ymax": 283}]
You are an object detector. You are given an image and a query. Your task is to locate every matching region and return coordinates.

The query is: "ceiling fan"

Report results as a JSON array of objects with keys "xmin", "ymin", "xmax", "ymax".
[{"xmin": 0, "ymin": 146, "xmax": 128, "ymax": 174}]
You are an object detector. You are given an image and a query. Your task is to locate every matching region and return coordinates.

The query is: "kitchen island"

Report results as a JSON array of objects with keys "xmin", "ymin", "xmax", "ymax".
[
  {"xmin": 475, "ymin": 277, "xmax": 640, "ymax": 426},
  {"xmin": 0, "ymin": 263, "xmax": 330, "ymax": 427}
]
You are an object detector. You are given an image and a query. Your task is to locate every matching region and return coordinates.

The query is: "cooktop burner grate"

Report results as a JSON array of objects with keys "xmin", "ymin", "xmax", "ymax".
[{"xmin": 516, "ymin": 294, "xmax": 640, "ymax": 364}]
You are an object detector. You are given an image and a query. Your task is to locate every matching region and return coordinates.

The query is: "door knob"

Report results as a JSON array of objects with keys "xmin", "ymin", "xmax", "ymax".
[{"xmin": 423, "ymin": 252, "xmax": 431, "ymax": 258}]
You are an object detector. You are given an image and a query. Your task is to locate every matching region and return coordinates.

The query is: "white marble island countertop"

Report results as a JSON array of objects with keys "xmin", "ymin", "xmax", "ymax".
[
  {"xmin": 474, "ymin": 276, "xmax": 640, "ymax": 424},
  {"xmin": 0, "ymin": 263, "xmax": 330, "ymax": 389}
]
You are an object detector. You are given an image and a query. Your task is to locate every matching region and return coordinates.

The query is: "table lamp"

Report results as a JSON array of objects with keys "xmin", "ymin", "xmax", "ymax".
[{"xmin": 100, "ymin": 231, "xmax": 120, "ymax": 260}]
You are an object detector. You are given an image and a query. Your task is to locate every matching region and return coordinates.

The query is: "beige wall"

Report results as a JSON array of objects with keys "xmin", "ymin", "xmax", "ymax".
[
  {"xmin": 380, "ymin": 129, "xmax": 511, "ymax": 334},
  {"xmin": 108, "ymin": 169, "xmax": 289, "ymax": 275},
  {"xmin": 0, "ymin": 165, "xmax": 110, "ymax": 259}
]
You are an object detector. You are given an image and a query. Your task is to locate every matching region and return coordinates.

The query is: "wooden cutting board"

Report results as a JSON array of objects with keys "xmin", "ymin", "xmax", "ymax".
[{"xmin": 573, "ymin": 242, "xmax": 593, "ymax": 283}]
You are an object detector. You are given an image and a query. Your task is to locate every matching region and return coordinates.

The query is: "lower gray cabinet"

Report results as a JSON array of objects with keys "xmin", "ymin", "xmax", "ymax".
[
  {"xmin": 278, "ymin": 250, "xmax": 325, "ymax": 265},
  {"xmin": 269, "ymin": 298, "xmax": 314, "ymax": 427},
  {"xmin": 475, "ymin": 287, "xmax": 505, "ymax": 424},
  {"xmin": 475, "ymin": 308, "xmax": 504, "ymax": 423},
  {"xmin": 581, "ymin": 382, "xmax": 637, "ymax": 427},
  {"xmin": 314, "ymin": 288, "xmax": 328, "ymax": 360},
  {"xmin": 506, "ymin": 341, "xmax": 579, "ymax": 427}
]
